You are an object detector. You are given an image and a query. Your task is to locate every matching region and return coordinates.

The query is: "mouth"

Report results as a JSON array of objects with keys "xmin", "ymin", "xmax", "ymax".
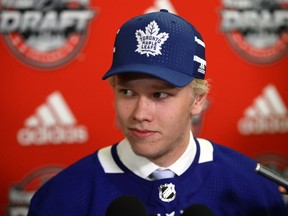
[{"xmin": 129, "ymin": 128, "xmax": 156, "ymax": 139}]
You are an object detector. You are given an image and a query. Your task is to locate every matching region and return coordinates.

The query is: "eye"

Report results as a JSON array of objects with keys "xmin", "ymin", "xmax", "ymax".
[
  {"xmin": 153, "ymin": 92, "xmax": 168, "ymax": 99},
  {"xmin": 120, "ymin": 89, "xmax": 134, "ymax": 97}
]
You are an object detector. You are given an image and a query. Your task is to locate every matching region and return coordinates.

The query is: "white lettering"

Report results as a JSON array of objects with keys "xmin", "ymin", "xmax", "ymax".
[
  {"xmin": 17, "ymin": 126, "xmax": 89, "ymax": 146},
  {"xmin": 38, "ymin": 11, "xmax": 58, "ymax": 32},
  {"xmin": 60, "ymin": 11, "xmax": 95, "ymax": 32},
  {"xmin": 221, "ymin": 10, "xmax": 288, "ymax": 31},
  {"xmin": 0, "ymin": 11, "xmax": 20, "ymax": 32},
  {"xmin": 0, "ymin": 10, "xmax": 95, "ymax": 33},
  {"xmin": 238, "ymin": 117, "xmax": 288, "ymax": 135},
  {"xmin": 20, "ymin": 11, "xmax": 42, "ymax": 32},
  {"xmin": 0, "ymin": 0, "xmax": 34, "ymax": 9}
]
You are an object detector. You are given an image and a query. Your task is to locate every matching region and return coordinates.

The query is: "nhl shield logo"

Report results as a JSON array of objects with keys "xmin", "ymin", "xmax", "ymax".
[{"xmin": 158, "ymin": 183, "xmax": 176, "ymax": 202}]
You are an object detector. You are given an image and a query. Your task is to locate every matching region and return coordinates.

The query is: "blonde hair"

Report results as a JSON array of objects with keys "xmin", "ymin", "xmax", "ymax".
[{"xmin": 190, "ymin": 78, "xmax": 210, "ymax": 96}]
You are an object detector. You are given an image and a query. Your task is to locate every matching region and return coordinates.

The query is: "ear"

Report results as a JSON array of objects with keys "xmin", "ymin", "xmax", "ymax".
[{"xmin": 191, "ymin": 94, "xmax": 207, "ymax": 115}]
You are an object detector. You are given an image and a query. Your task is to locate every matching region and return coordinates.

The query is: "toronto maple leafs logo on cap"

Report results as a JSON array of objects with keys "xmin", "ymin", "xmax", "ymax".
[{"xmin": 135, "ymin": 21, "xmax": 169, "ymax": 57}]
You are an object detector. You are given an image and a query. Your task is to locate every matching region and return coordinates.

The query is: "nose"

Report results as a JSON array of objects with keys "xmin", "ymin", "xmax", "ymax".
[{"xmin": 132, "ymin": 96, "xmax": 153, "ymax": 122}]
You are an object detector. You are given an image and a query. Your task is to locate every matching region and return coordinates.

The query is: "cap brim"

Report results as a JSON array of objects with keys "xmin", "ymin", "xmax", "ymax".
[{"xmin": 102, "ymin": 64, "xmax": 193, "ymax": 87}]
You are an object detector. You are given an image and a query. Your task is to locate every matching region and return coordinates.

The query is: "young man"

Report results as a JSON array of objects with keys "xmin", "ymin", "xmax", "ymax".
[{"xmin": 28, "ymin": 9, "xmax": 288, "ymax": 216}]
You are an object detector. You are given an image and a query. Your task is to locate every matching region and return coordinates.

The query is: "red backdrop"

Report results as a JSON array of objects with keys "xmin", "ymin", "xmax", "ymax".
[{"xmin": 1, "ymin": 0, "xmax": 287, "ymax": 215}]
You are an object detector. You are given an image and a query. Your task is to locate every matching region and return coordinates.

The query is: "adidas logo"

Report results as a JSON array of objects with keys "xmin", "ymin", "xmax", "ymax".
[
  {"xmin": 17, "ymin": 91, "xmax": 89, "ymax": 146},
  {"xmin": 238, "ymin": 84, "xmax": 288, "ymax": 135},
  {"xmin": 145, "ymin": 0, "xmax": 177, "ymax": 14}
]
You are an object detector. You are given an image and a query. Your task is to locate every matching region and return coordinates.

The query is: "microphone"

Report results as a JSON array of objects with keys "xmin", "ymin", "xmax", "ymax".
[
  {"xmin": 182, "ymin": 204, "xmax": 215, "ymax": 216},
  {"xmin": 255, "ymin": 163, "xmax": 288, "ymax": 190},
  {"xmin": 106, "ymin": 195, "xmax": 147, "ymax": 216}
]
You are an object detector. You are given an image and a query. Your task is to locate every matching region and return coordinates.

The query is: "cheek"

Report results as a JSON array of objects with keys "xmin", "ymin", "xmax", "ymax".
[
  {"xmin": 115, "ymin": 103, "xmax": 127, "ymax": 130},
  {"xmin": 175, "ymin": 97, "xmax": 193, "ymax": 114},
  {"xmin": 160, "ymin": 104, "xmax": 188, "ymax": 124},
  {"xmin": 115, "ymin": 100, "xmax": 132, "ymax": 120},
  {"xmin": 169, "ymin": 102, "xmax": 193, "ymax": 127}
]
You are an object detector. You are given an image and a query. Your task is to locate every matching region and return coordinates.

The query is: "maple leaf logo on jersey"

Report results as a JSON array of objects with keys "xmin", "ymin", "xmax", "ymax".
[{"xmin": 135, "ymin": 21, "xmax": 169, "ymax": 57}]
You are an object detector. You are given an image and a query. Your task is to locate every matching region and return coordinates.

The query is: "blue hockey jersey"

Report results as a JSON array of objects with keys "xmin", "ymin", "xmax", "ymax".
[{"xmin": 28, "ymin": 138, "xmax": 288, "ymax": 216}]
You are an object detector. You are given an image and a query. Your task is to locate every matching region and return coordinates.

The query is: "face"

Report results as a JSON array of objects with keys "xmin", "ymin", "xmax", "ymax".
[{"xmin": 113, "ymin": 73, "xmax": 197, "ymax": 166}]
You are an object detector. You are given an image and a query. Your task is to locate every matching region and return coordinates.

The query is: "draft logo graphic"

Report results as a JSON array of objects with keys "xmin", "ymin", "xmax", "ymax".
[
  {"xmin": 6, "ymin": 166, "xmax": 63, "ymax": 216},
  {"xmin": 0, "ymin": 0, "xmax": 96, "ymax": 69},
  {"xmin": 220, "ymin": 0, "xmax": 288, "ymax": 64}
]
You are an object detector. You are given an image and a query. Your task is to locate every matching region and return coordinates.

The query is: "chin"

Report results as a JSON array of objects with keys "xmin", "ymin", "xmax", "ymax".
[{"xmin": 131, "ymin": 144, "xmax": 162, "ymax": 159}]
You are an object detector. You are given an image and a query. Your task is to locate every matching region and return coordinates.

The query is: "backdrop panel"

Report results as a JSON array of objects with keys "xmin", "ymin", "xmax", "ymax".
[{"xmin": 0, "ymin": 0, "xmax": 287, "ymax": 215}]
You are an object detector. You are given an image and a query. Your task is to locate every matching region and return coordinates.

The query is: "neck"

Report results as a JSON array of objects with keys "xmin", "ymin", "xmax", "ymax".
[{"xmin": 149, "ymin": 129, "xmax": 191, "ymax": 167}]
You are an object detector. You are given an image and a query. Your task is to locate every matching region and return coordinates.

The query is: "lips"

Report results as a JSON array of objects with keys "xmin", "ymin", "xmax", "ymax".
[{"xmin": 130, "ymin": 128, "xmax": 156, "ymax": 139}]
